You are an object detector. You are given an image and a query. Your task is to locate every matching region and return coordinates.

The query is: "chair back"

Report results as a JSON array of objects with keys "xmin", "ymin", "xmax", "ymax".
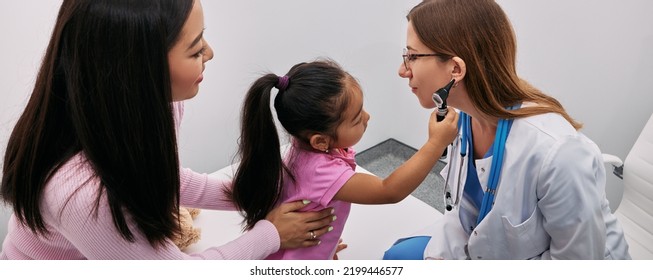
[{"xmin": 617, "ymin": 113, "xmax": 653, "ymax": 259}]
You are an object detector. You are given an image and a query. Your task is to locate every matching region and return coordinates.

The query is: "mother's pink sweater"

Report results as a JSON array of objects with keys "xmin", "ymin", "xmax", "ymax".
[{"xmin": 0, "ymin": 102, "xmax": 279, "ymax": 259}]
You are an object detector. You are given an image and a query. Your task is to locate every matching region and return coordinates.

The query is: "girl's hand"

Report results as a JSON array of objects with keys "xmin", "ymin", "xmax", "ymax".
[
  {"xmin": 427, "ymin": 107, "xmax": 459, "ymax": 148},
  {"xmin": 265, "ymin": 200, "xmax": 335, "ymax": 249}
]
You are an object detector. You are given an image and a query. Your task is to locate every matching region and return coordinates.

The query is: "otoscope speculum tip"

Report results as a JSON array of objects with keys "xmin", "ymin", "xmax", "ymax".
[{"xmin": 433, "ymin": 79, "xmax": 456, "ymax": 109}]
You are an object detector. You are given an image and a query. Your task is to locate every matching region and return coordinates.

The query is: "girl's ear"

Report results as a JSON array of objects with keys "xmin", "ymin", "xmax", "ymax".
[{"xmin": 309, "ymin": 133, "xmax": 331, "ymax": 152}]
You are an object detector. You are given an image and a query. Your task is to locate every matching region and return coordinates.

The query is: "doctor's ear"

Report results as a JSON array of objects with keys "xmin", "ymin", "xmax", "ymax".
[
  {"xmin": 451, "ymin": 57, "xmax": 466, "ymax": 85},
  {"xmin": 309, "ymin": 133, "xmax": 331, "ymax": 152}
]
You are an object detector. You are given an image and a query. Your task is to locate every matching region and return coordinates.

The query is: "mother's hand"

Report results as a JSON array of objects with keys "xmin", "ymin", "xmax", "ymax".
[{"xmin": 265, "ymin": 200, "xmax": 335, "ymax": 249}]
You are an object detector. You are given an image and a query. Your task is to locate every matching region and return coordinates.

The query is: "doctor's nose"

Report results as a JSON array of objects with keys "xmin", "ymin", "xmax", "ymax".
[{"xmin": 398, "ymin": 63, "xmax": 411, "ymax": 78}]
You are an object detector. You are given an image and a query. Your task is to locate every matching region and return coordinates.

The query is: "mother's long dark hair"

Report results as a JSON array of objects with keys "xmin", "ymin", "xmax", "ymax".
[{"xmin": 0, "ymin": 0, "xmax": 193, "ymax": 247}]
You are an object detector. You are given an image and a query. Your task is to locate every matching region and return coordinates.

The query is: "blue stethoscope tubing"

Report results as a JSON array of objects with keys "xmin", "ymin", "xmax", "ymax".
[
  {"xmin": 477, "ymin": 110, "xmax": 514, "ymax": 223},
  {"xmin": 444, "ymin": 106, "xmax": 516, "ymax": 224}
]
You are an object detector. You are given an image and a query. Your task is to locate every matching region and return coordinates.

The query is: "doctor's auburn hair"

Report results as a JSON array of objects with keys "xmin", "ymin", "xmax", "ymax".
[
  {"xmin": 1, "ymin": 0, "xmax": 194, "ymax": 247},
  {"xmin": 409, "ymin": 0, "xmax": 582, "ymax": 129},
  {"xmin": 228, "ymin": 59, "xmax": 356, "ymax": 230}
]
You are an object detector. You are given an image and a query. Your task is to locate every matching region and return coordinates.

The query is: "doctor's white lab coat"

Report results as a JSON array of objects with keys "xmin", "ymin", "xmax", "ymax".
[{"xmin": 423, "ymin": 112, "xmax": 631, "ymax": 260}]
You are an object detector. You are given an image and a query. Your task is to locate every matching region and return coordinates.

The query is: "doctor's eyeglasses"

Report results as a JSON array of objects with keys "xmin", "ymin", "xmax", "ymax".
[{"xmin": 402, "ymin": 48, "xmax": 450, "ymax": 70}]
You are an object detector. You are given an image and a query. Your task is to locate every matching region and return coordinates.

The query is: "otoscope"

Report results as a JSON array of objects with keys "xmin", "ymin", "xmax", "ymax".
[{"xmin": 432, "ymin": 79, "xmax": 456, "ymax": 159}]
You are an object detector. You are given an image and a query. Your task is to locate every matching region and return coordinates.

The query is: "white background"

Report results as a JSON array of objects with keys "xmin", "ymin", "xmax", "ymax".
[{"xmin": 2, "ymin": 0, "xmax": 652, "ymax": 242}]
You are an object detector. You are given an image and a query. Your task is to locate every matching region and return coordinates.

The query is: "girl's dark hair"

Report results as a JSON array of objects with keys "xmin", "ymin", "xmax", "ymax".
[
  {"xmin": 228, "ymin": 59, "xmax": 356, "ymax": 230},
  {"xmin": 1, "ymin": 0, "xmax": 194, "ymax": 247}
]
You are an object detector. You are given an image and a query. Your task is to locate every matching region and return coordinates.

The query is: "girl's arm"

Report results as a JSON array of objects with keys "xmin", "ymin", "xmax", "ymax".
[{"xmin": 334, "ymin": 109, "xmax": 459, "ymax": 204}]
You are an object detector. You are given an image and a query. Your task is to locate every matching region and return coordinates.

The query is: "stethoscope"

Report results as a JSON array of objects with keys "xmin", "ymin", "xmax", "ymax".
[{"xmin": 443, "ymin": 107, "xmax": 516, "ymax": 224}]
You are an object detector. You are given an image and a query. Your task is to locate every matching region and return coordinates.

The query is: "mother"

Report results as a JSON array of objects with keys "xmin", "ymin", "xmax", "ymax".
[{"xmin": 1, "ymin": 0, "xmax": 333, "ymax": 259}]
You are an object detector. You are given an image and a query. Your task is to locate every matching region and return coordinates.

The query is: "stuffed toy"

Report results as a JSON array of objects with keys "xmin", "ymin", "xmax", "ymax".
[{"xmin": 172, "ymin": 207, "xmax": 202, "ymax": 250}]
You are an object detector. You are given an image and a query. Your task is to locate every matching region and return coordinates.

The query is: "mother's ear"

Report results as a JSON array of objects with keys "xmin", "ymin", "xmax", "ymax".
[{"xmin": 451, "ymin": 57, "xmax": 466, "ymax": 86}]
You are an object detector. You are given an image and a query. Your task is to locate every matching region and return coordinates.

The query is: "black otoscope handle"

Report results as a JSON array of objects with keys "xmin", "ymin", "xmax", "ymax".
[
  {"xmin": 436, "ymin": 107, "xmax": 448, "ymax": 159},
  {"xmin": 433, "ymin": 79, "xmax": 455, "ymax": 160}
]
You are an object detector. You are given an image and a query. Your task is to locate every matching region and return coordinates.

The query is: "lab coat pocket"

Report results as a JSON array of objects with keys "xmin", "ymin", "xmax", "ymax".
[{"xmin": 501, "ymin": 207, "xmax": 550, "ymax": 259}]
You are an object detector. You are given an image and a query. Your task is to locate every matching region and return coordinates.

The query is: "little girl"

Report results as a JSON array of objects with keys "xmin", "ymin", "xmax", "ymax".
[{"xmin": 228, "ymin": 59, "xmax": 459, "ymax": 259}]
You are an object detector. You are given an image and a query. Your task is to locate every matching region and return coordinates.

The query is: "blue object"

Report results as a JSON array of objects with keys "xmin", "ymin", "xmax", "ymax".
[{"xmin": 382, "ymin": 236, "xmax": 431, "ymax": 260}]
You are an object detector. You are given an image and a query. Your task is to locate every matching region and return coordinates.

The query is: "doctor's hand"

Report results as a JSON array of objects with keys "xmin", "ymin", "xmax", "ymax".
[
  {"xmin": 265, "ymin": 200, "xmax": 335, "ymax": 249},
  {"xmin": 427, "ymin": 106, "xmax": 459, "ymax": 148}
]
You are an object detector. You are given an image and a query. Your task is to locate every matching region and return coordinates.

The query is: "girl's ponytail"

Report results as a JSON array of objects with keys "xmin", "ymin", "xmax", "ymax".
[{"xmin": 230, "ymin": 74, "xmax": 285, "ymax": 230}]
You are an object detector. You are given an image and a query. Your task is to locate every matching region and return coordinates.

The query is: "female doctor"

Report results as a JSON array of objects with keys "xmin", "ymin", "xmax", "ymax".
[{"xmin": 384, "ymin": 0, "xmax": 630, "ymax": 260}]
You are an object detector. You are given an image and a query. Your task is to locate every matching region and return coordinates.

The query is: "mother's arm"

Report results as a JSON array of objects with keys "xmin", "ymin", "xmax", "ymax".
[
  {"xmin": 179, "ymin": 165, "xmax": 335, "ymax": 250},
  {"xmin": 179, "ymin": 165, "xmax": 235, "ymax": 210}
]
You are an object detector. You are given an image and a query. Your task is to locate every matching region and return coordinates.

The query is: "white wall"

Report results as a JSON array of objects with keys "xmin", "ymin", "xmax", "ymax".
[{"xmin": 2, "ymin": 0, "xmax": 652, "ymax": 241}]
